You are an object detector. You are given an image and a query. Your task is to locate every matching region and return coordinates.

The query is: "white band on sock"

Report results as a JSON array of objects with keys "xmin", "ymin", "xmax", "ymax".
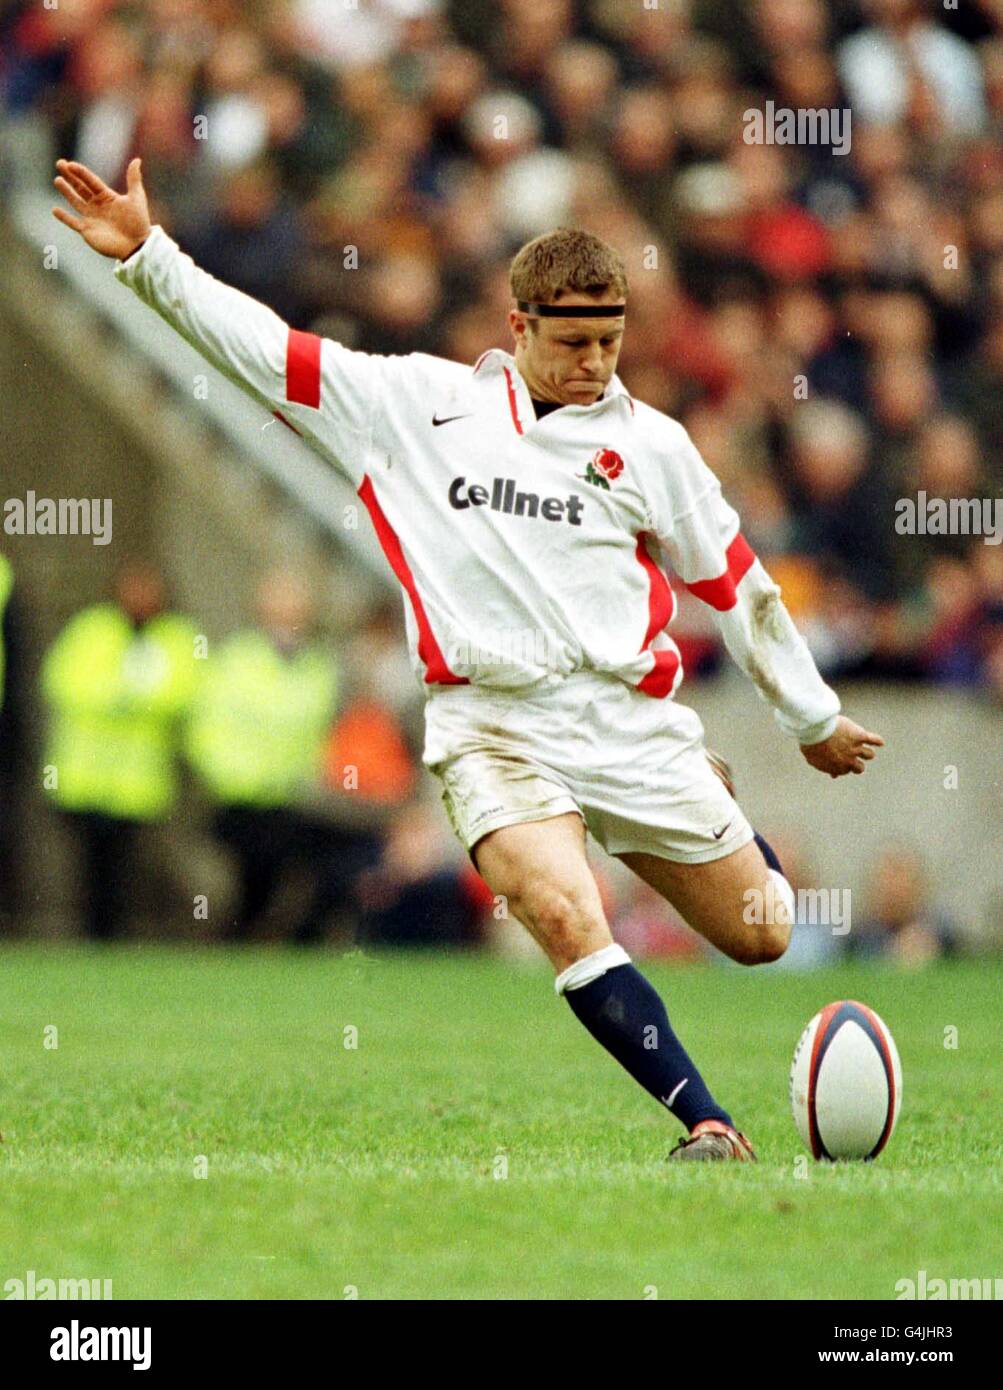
[
  {"xmin": 769, "ymin": 869, "xmax": 796, "ymax": 925},
  {"xmin": 554, "ymin": 943, "xmax": 631, "ymax": 996}
]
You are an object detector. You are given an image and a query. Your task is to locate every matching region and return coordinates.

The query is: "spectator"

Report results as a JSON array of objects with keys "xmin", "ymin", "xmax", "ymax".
[
  {"xmin": 847, "ymin": 844, "xmax": 962, "ymax": 964},
  {"xmin": 357, "ymin": 801, "xmax": 484, "ymax": 947},
  {"xmin": 184, "ymin": 568, "xmax": 339, "ymax": 943},
  {"xmin": 837, "ymin": 0, "xmax": 986, "ymax": 135},
  {"xmin": 180, "ymin": 160, "xmax": 309, "ymax": 328},
  {"xmin": 40, "ymin": 562, "xmax": 197, "ymax": 940},
  {"xmin": 784, "ymin": 400, "xmax": 896, "ymax": 601}
]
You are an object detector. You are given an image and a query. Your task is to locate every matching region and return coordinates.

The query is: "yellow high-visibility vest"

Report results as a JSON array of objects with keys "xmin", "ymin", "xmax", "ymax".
[
  {"xmin": 185, "ymin": 629, "xmax": 337, "ymax": 809},
  {"xmin": 41, "ymin": 603, "xmax": 198, "ymax": 821}
]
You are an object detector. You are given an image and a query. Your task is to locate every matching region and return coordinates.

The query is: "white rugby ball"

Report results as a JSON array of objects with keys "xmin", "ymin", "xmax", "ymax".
[{"xmin": 790, "ymin": 1000, "xmax": 902, "ymax": 1160}]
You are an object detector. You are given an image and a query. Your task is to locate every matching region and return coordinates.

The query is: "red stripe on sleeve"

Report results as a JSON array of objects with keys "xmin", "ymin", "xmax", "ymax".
[
  {"xmin": 357, "ymin": 475, "xmax": 468, "ymax": 686},
  {"xmin": 638, "ymin": 648, "xmax": 680, "ymax": 698},
  {"xmin": 286, "ymin": 329, "xmax": 322, "ymax": 408},
  {"xmin": 684, "ymin": 532, "xmax": 755, "ymax": 611}
]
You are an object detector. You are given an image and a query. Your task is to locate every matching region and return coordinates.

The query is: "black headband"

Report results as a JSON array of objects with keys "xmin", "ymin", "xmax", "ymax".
[{"xmin": 516, "ymin": 300, "xmax": 626, "ymax": 318}]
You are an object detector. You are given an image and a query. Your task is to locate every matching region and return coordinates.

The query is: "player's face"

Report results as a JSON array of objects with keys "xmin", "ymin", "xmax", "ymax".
[{"xmin": 510, "ymin": 293, "xmax": 626, "ymax": 406}]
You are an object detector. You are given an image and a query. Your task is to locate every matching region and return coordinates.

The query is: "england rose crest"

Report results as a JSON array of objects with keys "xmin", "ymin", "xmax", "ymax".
[{"xmin": 580, "ymin": 447, "xmax": 625, "ymax": 490}]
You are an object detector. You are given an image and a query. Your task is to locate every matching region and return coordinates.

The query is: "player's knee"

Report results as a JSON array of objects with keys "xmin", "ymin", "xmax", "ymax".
[
  {"xmin": 756, "ymin": 917, "xmax": 791, "ymax": 964},
  {"xmin": 743, "ymin": 896, "xmax": 793, "ymax": 964},
  {"xmin": 729, "ymin": 917, "xmax": 790, "ymax": 966},
  {"xmin": 732, "ymin": 873, "xmax": 794, "ymax": 965}
]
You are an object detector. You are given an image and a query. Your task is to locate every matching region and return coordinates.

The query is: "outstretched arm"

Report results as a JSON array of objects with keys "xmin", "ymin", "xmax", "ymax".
[
  {"xmin": 52, "ymin": 158, "xmax": 386, "ymax": 483},
  {"xmin": 656, "ymin": 440, "xmax": 883, "ymax": 778}
]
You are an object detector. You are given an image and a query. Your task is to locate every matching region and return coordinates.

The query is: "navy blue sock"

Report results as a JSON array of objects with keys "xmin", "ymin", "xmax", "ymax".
[
  {"xmin": 564, "ymin": 963, "xmax": 732, "ymax": 1131},
  {"xmin": 754, "ymin": 830, "xmax": 783, "ymax": 876}
]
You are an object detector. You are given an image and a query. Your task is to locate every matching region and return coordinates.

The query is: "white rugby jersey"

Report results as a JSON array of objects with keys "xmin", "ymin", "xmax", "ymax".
[{"xmin": 115, "ymin": 226, "xmax": 840, "ymax": 744}]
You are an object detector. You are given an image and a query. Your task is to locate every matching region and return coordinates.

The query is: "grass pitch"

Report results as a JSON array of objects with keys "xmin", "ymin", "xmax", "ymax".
[{"xmin": 1, "ymin": 946, "xmax": 999, "ymax": 1300}]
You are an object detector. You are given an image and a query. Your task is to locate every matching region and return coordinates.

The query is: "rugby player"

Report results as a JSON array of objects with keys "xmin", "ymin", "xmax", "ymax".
[{"xmin": 53, "ymin": 157, "xmax": 883, "ymax": 1160}]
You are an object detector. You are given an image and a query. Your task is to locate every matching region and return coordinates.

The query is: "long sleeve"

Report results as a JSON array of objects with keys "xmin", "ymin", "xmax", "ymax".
[
  {"xmin": 113, "ymin": 225, "xmax": 392, "ymax": 485},
  {"xmin": 655, "ymin": 436, "xmax": 840, "ymax": 744}
]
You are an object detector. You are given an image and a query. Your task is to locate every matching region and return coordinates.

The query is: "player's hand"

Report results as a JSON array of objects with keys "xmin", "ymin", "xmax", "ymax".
[
  {"xmin": 52, "ymin": 157, "xmax": 151, "ymax": 260},
  {"xmin": 800, "ymin": 716, "xmax": 884, "ymax": 778}
]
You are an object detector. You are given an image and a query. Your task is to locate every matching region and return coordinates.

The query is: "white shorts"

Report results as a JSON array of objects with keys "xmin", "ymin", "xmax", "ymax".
[{"xmin": 422, "ymin": 671, "xmax": 754, "ymax": 864}]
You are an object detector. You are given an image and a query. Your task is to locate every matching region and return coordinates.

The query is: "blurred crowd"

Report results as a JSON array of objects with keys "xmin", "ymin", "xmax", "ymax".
[
  {"xmin": 0, "ymin": 554, "xmax": 984, "ymax": 962},
  {"xmin": 0, "ymin": 553, "xmax": 494, "ymax": 947},
  {"xmin": 3, "ymin": 0, "xmax": 1003, "ymax": 692},
  {"xmin": 1, "ymin": 0, "xmax": 1001, "ymax": 955}
]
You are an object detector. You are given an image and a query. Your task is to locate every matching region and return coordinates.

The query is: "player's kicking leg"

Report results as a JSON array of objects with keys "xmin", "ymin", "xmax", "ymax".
[
  {"xmin": 472, "ymin": 812, "xmax": 758, "ymax": 1162},
  {"xmin": 614, "ymin": 791, "xmax": 795, "ymax": 1158}
]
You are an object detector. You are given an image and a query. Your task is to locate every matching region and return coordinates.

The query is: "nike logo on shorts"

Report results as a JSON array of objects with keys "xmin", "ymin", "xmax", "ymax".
[
  {"xmin": 712, "ymin": 820, "xmax": 733, "ymax": 840},
  {"xmin": 432, "ymin": 413, "xmax": 472, "ymax": 427}
]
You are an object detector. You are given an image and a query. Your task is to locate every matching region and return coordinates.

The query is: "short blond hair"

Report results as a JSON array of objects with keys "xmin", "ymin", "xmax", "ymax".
[{"xmin": 509, "ymin": 228, "xmax": 628, "ymax": 306}]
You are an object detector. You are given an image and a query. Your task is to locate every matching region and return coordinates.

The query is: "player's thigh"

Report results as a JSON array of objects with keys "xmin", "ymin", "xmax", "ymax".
[
  {"xmin": 473, "ymin": 812, "xmax": 612, "ymax": 971},
  {"xmin": 618, "ymin": 839, "xmax": 790, "ymax": 965}
]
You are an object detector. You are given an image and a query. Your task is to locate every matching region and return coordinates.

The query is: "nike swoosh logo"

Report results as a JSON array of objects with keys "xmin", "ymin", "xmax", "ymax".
[
  {"xmin": 712, "ymin": 820, "xmax": 733, "ymax": 840},
  {"xmin": 432, "ymin": 413, "xmax": 472, "ymax": 427},
  {"xmin": 663, "ymin": 1078, "xmax": 689, "ymax": 1107}
]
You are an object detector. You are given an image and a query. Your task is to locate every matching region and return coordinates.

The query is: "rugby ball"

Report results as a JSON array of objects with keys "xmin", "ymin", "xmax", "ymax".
[{"xmin": 790, "ymin": 1000, "xmax": 902, "ymax": 1160}]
